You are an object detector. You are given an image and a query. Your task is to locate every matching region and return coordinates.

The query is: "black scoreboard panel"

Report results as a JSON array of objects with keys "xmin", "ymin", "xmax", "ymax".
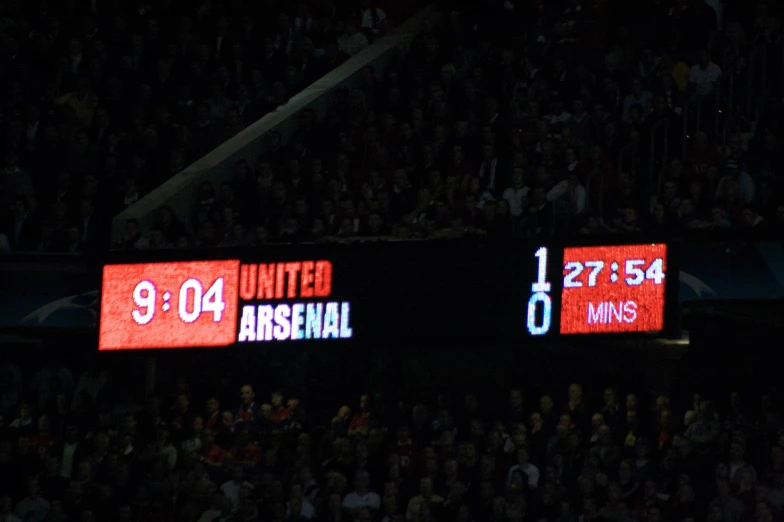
[{"xmin": 99, "ymin": 241, "xmax": 677, "ymax": 350}]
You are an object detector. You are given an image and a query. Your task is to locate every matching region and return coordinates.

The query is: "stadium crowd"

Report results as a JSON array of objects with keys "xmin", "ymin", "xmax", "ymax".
[
  {"xmin": 0, "ymin": 0, "xmax": 396, "ymax": 252},
  {"xmin": 2, "ymin": 0, "xmax": 780, "ymax": 251},
  {"xmin": 108, "ymin": 0, "xmax": 784, "ymax": 248},
  {"xmin": 1, "ymin": 1, "xmax": 783, "ymax": 250},
  {"xmin": 1, "ymin": 355, "xmax": 783, "ymax": 522}
]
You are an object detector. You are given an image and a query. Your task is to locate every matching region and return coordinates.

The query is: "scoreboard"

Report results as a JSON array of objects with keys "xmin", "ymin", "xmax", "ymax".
[
  {"xmin": 98, "ymin": 242, "xmax": 675, "ymax": 351},
  {"xmin": 514, "ymin": 243, "xmax": 667, "ymax": 338},
  {"xmin": 557, "ymin": 244, "xmax": 667, "ymax": 335}
]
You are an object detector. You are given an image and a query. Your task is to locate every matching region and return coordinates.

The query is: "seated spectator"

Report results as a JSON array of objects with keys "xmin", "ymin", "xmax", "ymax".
[
  {"xmin": 197, "ymin": 494, "xmax": 233, "ymax": 522},
  {"xmin": 14, "ymin": 478, "xmax": 49, "ymax": 522},
  {"xmin": 204, "ymin": 396, "xmax": 221, "ymax": 431},
  {"xmin": 623, "ymin": 78, "xmax": 653, "ymax": 123},
  {"xmin": 1, "ymin": 197, "xmax": 39, "ymax": 252},
  {"xmin": 338, "ymin": 19, "xmax": 369, "ymax": 57},
  {"xmin": 9, "ymin": 402, "xmax": 34, "ymax": 436},
  {"xmin": 236, "ymin": 384, "xmax": 260, "ymax": 425},
  {"xmin": 270, "ymin": 391, "xmax": 291, "ymax": 425},
  {"xmin": 343, "ymin": 470, "xmax": 381, "ymax": 513},
  {"xmin": 689, "ymin": 49, "xmax": 723, "ymax": 96},
  {"xmin": 156, "ymin": 428, "xmax": 177, "ymax": 471},
  {"xmin": 506, "ymin": 448, "xmax": 539, "ymax": 489},
  {"xmin": 181, "ymin": 417, "xmax": 204, "ymax": 455},
  {"xmin": 406, "ymin": 476, "xmax": 445, "ymax": 521},
  {"xmin": 349, "ymin": 395, "xmax": 371, "ymax": 437},
  {"xmin": 715, "ymin": 161, "xmax": 755, "ymax": 204},
  {"xmin": 221, "ymin": 466, "xmax": 253, "ymax": 513},
  {"xmin": 359, "ymin": 0, "xmax": 387, "ymax": 37},
  {"xmin": 197, "ymin": 429, "xmax": 227, "ymax": 470},
  {"xmin": 0, "ymin": 496, "xmax": 22, "ymax": 522},
  {"xmin": 503, "ymin": 168, "xmax": 530, "ymax": 218},
  {"xmin": 228, "ymin": 428, "xmax": 262, "ymax": 468}
]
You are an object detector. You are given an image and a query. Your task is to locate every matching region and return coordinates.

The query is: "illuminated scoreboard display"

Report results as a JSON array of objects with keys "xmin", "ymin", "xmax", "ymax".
[
  {"xmin": 98, "ymin": 243, "xmax": 673, "ymax": 350},
  {"xmin": 525, "ymin": 244, "xmax": 668, "ymax": 336},
  {"xmin": 99, "ymin": 259, "xmax": 352, "ymax": 351}
]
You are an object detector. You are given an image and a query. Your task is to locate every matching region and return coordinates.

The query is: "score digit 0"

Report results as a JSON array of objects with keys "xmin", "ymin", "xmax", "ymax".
[
  {"xmin": 131, "ymin": 277, "xmax": 226, "ymax": 326},
  {"xmin": 527, "ymin": 247, "xmax": 552, "ymax": 336}
]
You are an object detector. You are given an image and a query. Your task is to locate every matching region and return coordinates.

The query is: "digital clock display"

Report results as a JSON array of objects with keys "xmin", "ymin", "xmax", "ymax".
[
  {"xmin": 98, "ymin": 259, "xmax": 352, "ymax": 351},
  {"xmin": 99, "ymin": 260, "xmax": 241, "ymax": 350},
  {"xmin": 559, "ymin": 244, "xmax": 667, "ymax": 334}
]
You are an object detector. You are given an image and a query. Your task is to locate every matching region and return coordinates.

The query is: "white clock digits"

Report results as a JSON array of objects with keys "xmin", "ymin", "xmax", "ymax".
[
  {"xmin": 178, "ymin": 278, "xmax": 227, "ymax": 324},
  {"xmin": 132, "ymin": 280, "xmax": 156, "ymax": 325}
]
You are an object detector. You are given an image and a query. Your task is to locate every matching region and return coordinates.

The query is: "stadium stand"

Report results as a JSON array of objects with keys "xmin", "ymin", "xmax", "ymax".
[
  {"xmin": 109, "ymin": 0, "xmax": 784, "ymax": 248},
  {"xmin": 0, "ymin": 0, "xmax": 412, "ymax": 252},
  {"xmin": 3, "ymin": 2, "xmax": 784, "ymax": 521},
  {"xmin": 5, "ymin": 2, "xmax": 784, "ymax": 521},
  {"xmin": 0, "ymin": 331, "xmax": 782, "ymax": 522},
  {"xmin": 2, "ymin": 0, "xmax": 783, "ymax": 251}
]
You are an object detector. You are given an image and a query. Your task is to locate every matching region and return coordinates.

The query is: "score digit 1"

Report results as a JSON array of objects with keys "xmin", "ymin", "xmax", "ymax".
[{"xmin": 527, "ymin": 247, "xmax": 552, "ymax": 335}]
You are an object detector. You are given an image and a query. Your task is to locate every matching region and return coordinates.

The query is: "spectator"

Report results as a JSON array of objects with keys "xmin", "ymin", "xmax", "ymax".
[
  {"xmin": 220, "ymin": 466, "xmax": 253, "ymax": 513},
  {"xmin": 406, "ymin": 477, "xmax": 444, "ymax": 520},
  {"xmin": 7, "ymin": 343, "xmax": 784, "ymax": 522},
  {"xmin": 270, "ymin": 391, "xmax": 291, "ymax": 425},
  {"xmin": 236, "ymin": 384, "xmax": 260, "ymax": 425},
  {"xmin": 0, "ymin": 496, "xmax": 22, "ymax": 522},
  {"xmin": 9, "ymin": 402, "xmax": 34, "ymax": 436},
  {"xmin": 506, "ymin": 448, "xmax": 539, "ymax": 489},
  {"xmin": 715, "ymin": 161, "xmax": 755, "ymax": 203},
  {"xmin": 358, "ymin": 0, "xmax": 387, "ymax": 37},
  {"xmin": 349, "ymin": 395, "xmax": 371, "ymax": 437},
  {"xmin": 622, "ymin": 78, "xmax": 653, "ymax": 123},
  {"xmin": 343, "ymin": 470, "xmax": 381, "ymax": 513},
  {"xmin": 689, "ymin": 49, "xmax": 723, "ymax": 96},
  {"xmin": 338, "ymin": 19, "xmax": 369, "ymax": 57},
  {"xmin": 1, "ymin": 197, "xmax": 39, "ymax": 252},
  {"xmin": 63, "ymin": 0, "xmax": 779, "ymax": 252},
  {"xmin": 156, "ymin": 428, "xmax": 177, "ymax": 471},
  {"xmin": 14, "ymin": 478, "xmax": 49, "ymax": 522}
]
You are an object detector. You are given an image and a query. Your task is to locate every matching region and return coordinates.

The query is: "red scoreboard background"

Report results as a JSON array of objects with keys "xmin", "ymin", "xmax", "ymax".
[
  {"xmin": 99, "ymin": 261, "xmax": 241, "ymax": 350},
  {"xmin": 559, "ymin": 244, "xmax": 667, "ymax": 334}
]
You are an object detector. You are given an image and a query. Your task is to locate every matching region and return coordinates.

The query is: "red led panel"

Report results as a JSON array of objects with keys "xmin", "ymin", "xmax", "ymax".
[
  {"xmin": 559, "ymin": 244, "xmax": 667, "ymax": 335},
  {"xmin": 99, "ymin": 260, "xmax": 241, "ymax": 350}
]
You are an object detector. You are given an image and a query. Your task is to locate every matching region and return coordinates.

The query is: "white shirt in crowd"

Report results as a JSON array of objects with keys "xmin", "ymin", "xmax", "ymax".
[
  {"xmin": 715, "ymin": 170, "xmax": 755, "ymax": 203},
  {"xmin": 689, "ymin": 62, "xmax": 722, "ymax": 96},
  {"xmin": 623, "ymin": 91, "xmax": 652, "ymax": 122},
  {"xmin": 220, "ymin": 480, "xmax": 254, "ymax": 513},
  {"xmin": 544, "ymin": 111, "xmax": 573, "ymax": 125},
  {"xmin": 286, "ymin": 498, "xmax": 316, "ymax": 519},
  {"xmin": 360, "ymin": 7, "xmax": 386, "ymax": 33},
  {"xmin": 476, "ymin": 190, "xmax": 496, "ymax": 210},
  {"xmin": 9, "ymin": 417, "xmax": 32, "ymax": 429},
  {"xmin": 503, "ymin": 186, "xmax": 530, "ymax": 217},
  {"xmin": 14, "ymin": 496, "xmax": 50, "ymax": 522},
  {"xmin": 159, "ymin": 443, "xmax": 178, "ymax": 471},
  {"xmin": 343, "ymin": 490, "xmax": 381, "ymax": 511},
  {"xmin": 338, "ymin": 32, "xmax": 369, "ymax": 56},
  {"xmin": 406, "ymin": 495, "xmax": 444, "ymax": 521},
  {"xmin": 506, "ymin": 462, "xmax": 540, "ymax": 489},
  {"xmin": 60, "ymin": 441, "xmax": 79, "ymax": 478},
  {"xmin": 768, "ymin": 487, "xmax": 784, "ymax": 510},
  {"xmin": 547, "ymin": 180, "xmax": 586, "ymax": 214}
]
